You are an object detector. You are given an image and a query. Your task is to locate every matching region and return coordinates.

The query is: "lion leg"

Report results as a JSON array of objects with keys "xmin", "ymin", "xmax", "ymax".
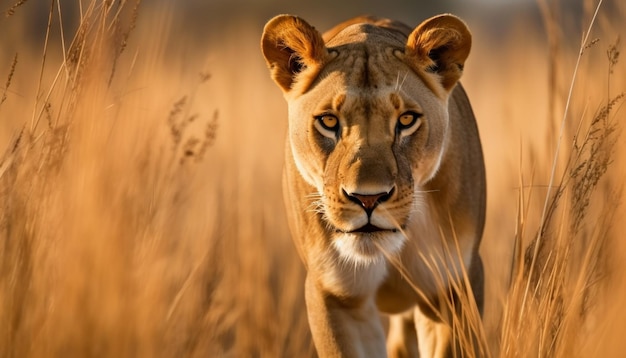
[
  {"xmin": 304, "ymin": 276, "xmax": 386, "ymax": 357},
  {"xmin": 387, "ymin": 310, "xmax": 419, "ymax": 358},
  {"xmin": 414, "ymin": 306, "xmax": 454, "ymax": 358},
  {"xmin": 414, "ymin": 254, "xmax": 486, "ymax": 358}
]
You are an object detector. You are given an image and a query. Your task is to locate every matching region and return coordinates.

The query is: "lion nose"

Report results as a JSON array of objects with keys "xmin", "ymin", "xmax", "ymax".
[{"xmin": 343, "ymin": 188, "xmax": 394, "ymax": 215}]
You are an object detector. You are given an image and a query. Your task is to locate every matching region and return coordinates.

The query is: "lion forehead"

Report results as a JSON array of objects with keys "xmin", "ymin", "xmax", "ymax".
[
  {"xmin": 321, "ymin": 43, "xmax": 405, "ymax": 91},
  {"xmin": 325, "ymin": 22, "xmax": 408, "ymax": 48}
]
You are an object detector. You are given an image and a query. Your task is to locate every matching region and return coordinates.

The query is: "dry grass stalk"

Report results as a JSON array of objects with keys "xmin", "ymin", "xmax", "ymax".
[
  {"xmin": 0, "ymin": 2, "xmax": 217, "ymax": 356},
  {"xmin": 0, "ymin": 53, "xmax": 17, "ymax": 108},
  {"xmin": 30, "ymin": 0, "xmax": 57, "ymax": 133},
  {"xmin": 4, "ymin": 0, "xmax": 28, "ymax": 17},
  {"xmin": 501, "ymin": 1, "xmax": 625, "ymax": 356},
  {"xmin": 537, "ymin": 0, "xmax": 563, "ymax": 139},
  {"xmin": 107, "ymin": 0, "xmax": 141, "ymax": 86}
]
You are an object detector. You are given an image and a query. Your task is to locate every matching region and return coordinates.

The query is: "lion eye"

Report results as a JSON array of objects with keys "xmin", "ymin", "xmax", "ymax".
[
  {"xmin": 396, "ymin": 111, "xmax": 423, "ymax": 138},
  {"xmin": 317, "ymin": 115, "xmax": 338, "ymax": 130},
  {"xmin": 314, "ymin": 114, "xmax": 340, "ymax": 138},
  {"xmin": 397, "ymin": 112, "xmax": 421, "ymax": 130}
]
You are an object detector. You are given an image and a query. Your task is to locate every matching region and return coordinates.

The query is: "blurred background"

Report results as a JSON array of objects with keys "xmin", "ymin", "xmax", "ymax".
[{"xmin": 0, "ymin": 0, "xmax": 624, "ymax": 357}]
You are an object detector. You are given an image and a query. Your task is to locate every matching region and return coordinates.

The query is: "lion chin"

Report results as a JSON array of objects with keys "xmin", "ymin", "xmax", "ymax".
[{"xmin": 332, "ymin": 230, "xmax": 406, "ymax": 265}]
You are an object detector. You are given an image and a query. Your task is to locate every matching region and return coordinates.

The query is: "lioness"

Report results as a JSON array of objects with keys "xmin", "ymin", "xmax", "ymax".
[{"xmin": 261, "ymin": 13, "xmax": 486, "ymax": 357}]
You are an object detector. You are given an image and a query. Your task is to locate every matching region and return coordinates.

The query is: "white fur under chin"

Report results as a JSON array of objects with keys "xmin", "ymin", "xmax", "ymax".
[{"xmin": 333, "ymin": 231, "xmax": 406, "ymax": 266}]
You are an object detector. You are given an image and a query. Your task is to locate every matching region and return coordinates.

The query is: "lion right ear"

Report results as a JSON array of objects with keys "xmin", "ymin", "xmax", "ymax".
[{"xmin": 261, "ymin": 15, "xmax": 328, "ymax": 93}]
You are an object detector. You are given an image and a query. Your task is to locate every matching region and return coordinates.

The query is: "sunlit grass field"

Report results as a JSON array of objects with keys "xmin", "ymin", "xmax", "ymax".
[{"xmin": 1, "ymin": 1, "xmax": 625, "ymax": 357}]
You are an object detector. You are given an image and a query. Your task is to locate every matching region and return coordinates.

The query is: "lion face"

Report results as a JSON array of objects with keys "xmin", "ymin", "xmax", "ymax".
[
  {"xmin": 289, "ymin": 46, "xmax": 450, "ymax": 263},
  {"xmin": 262, "ymin": 15, "xmax": 472, "ymax": 264}
]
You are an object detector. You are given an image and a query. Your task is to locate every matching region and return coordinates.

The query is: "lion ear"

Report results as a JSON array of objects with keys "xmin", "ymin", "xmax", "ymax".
[
  {"xmin": 405, "ymin": 14, "xmax": 471, "ymax": 91},
  {"xmin": 261, "ymin": 15, "xmax": 328, "ymax": 92}
]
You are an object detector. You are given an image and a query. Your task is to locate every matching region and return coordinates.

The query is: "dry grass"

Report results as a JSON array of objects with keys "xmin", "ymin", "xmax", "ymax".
[{"xmin": 0, "ymin": 1, "xmax": 625, "ymax": 357}]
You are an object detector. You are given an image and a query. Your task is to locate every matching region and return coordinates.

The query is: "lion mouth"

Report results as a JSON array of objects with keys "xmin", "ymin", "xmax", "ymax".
[{"xmin": 345, "ymin": 223, "xmax": 398, "ymax": 234}]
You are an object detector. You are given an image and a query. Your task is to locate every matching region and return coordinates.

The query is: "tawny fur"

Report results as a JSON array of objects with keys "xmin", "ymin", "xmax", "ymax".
[{"xmin": 262, "ymin": 14, "xmax": 485, "ymax": 358}]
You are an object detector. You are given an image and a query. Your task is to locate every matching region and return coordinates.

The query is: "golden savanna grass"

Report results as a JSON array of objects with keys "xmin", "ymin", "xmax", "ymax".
[{"xmin": 0, "ymin": 0, "xmax": 625, "ymax": 357}]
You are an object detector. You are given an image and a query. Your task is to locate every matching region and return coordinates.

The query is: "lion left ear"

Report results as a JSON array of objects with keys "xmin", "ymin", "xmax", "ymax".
[{"xmin": 405, "ymin": 14, "xmax": 471, "ymax": 92}]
